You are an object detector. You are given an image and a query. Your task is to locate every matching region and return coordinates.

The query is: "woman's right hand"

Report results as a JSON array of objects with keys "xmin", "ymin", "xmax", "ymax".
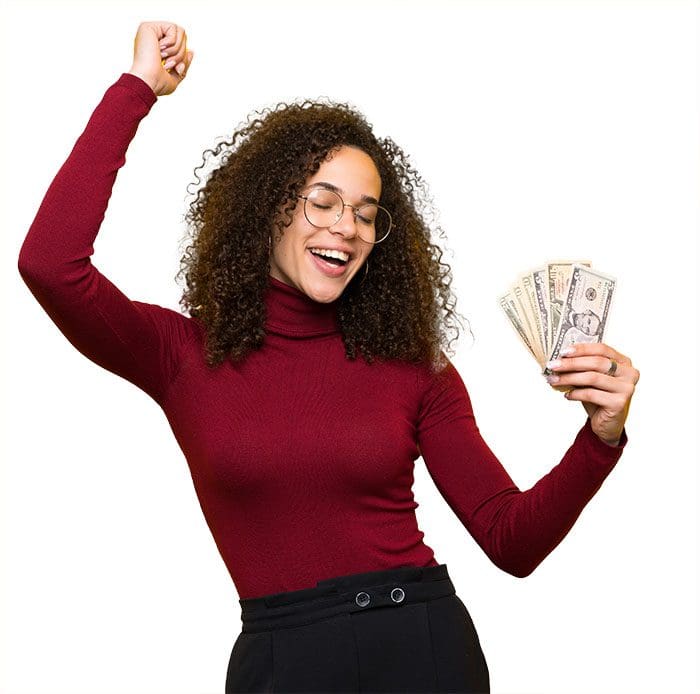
[{"xmin": 128, "ymin": 21, "xmax": 194, "ymax": 97}]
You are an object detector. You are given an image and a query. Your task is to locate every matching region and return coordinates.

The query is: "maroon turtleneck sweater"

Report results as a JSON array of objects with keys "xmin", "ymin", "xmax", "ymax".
[{"xmin": 17, "ymin": 73, "xmax": 628, "ymax": 599}]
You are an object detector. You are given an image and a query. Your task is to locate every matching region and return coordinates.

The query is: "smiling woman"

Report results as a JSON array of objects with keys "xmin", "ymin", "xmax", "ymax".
[{"xmin": 15, "ymin": 17, "xmax": 640, "ymax": 694}]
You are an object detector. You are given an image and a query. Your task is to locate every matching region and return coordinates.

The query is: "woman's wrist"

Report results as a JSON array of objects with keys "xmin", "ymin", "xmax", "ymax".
[
  {"xmin": 596, "ymin": 430, "xmax": 621, "ymax": 447},
  {"xmin": 127, "ymin": 68, "xmax": 158, "ymax": 95}
]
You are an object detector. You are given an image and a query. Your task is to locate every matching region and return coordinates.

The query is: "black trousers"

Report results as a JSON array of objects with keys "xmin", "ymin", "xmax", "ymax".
[{"xmin": 225, "ymin": 563, "xmax": 490, "ymax": 693}]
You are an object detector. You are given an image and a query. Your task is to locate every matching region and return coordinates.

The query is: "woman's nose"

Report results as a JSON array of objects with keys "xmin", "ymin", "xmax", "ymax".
[{"xmin": 329, "ymin": 205, "xmax": 359, "ymax": 236}]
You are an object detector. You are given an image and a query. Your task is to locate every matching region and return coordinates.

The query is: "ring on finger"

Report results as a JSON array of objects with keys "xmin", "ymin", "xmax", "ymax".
[{"xmin": 606, "ymin": 358, "xmax": 618, "ymax": 377}]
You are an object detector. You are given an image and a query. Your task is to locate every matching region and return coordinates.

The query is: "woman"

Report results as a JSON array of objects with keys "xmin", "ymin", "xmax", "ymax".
[{"xmin": 17, "ymin": 20, "xmax": 639, "ymax": 694}]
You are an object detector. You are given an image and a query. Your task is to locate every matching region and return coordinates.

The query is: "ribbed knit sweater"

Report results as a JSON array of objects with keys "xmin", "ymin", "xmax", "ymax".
[{"xmin": 17, "ymin": 73, "xmax": 628, "ymax": 599}]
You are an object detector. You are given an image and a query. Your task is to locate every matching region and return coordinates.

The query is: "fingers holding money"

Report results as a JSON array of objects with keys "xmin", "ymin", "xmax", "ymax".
[
  {"xmin": 542, "ymin": 342, "xmax": 639, "ymax": 446},
  {"xmin": 544, "ymin": 342, "xmax": 639, "ymax": 386},
  {"xmin": 571, "ymin": 341, "xmax": 632, "ymax": 368},
  {"xmin": 499, "ymin": 262, "xmax": 636, "ymax": 445}
]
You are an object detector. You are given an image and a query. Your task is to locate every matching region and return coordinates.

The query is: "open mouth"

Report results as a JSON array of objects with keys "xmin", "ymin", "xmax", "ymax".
[{"xmin": 307, "ymin": 249, "xmax": 350, "ymax": 277}]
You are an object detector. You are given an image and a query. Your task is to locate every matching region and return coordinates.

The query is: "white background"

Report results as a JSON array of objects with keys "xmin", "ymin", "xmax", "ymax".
[{"xmin": 1, "ymin": 1, "xmax": 698, "ymax": 693}]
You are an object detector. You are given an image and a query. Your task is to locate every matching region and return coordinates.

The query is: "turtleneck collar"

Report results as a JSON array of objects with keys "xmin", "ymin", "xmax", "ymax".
[{"xmin": 264, "ymin": 275, "xmax": 341, "ymax": 338}]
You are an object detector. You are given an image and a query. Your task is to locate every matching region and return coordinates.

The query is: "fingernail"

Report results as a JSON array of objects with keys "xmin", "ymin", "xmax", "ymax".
[
  {"xmin": 160, "ymin": 50, "xmax": 168, "ymax": 58},
  {"xmin": 176, "ymin": 63, "xmax": 184, "ymax": 75},
  {"xmin": 545, "ymin": 374, "xmax": 560, "ymax": 384},
  {"xmin": 560, "ymin": 347, "xmax": 575, "ymax": 356},
  {"xmin": 164, "ymin": 59, "xmax": 175, "ymax": 70},
  {"xmin": 546, "ymin": 359, "xmax": 561, "ymax": 370}
]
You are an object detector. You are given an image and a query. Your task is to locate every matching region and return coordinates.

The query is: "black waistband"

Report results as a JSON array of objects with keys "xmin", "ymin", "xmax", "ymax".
[{"xmin": 238, "ymin": 564, "xmax": 456, "ymax": 633}]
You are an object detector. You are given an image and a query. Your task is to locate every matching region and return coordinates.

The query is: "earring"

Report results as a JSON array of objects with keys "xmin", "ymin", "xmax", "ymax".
[{"xmin": 360, "ymin": 258, "xmax": 369, "ymax": 284}]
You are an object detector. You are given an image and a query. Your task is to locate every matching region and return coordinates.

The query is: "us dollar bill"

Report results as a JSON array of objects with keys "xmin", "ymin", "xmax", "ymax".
[
  {"xmin": 512, "ymin": 280, "xmax": 545, "ymax": 366},
  {"xmin": 532, "ymin": 268, "xmax": 551, "ymax": 356},
  {"xmin": 520, "ymin": 271, "xmax": 548, "ymax": 365},
  {"xmin": 543, "ymin": 264, "xmax": 616, "ymax": 375},
  {"xmin": 547, "ymin": 260, "xmax": 591, "ymax": 349},
  {"xmin": 498, "ymin": 291, "xmax": 539, "ymax": 363}
]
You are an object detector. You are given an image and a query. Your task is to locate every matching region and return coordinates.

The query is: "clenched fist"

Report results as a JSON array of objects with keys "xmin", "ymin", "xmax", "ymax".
[{"xmin": 128, "ymin": 21, "xmax": 194, "ymax": 97}]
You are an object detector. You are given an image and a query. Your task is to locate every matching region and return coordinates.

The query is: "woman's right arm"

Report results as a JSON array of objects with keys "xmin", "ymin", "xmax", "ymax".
[{"xmin": 17, "ymin": 22, "xmax": 196, "ymax": 406}]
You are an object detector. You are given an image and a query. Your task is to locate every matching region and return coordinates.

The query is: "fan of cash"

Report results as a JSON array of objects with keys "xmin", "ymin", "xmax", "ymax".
[{"xmin": 499, "ymin": 261, "xmax": 617, "ymax": 377}]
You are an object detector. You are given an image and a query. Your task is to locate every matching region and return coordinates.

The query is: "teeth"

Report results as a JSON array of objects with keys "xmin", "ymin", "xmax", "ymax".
[{"xmin": 309, "ymin": 247, "xmax": 349, "ymax": 262}]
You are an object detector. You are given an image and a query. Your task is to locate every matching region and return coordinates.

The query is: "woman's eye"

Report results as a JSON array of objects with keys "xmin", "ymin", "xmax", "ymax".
[
  {"xmin": 312, "ymin": 203, "xmax": 332, "ymax": 210},
  {"xmin": 357, "ymin": 215, "xmax": 374, "ymax": 225}
]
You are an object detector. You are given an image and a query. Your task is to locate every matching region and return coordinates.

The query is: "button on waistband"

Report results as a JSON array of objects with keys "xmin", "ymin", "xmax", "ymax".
[
  {"xmin": 355, "ymin": 591, "xmax": 371, "ymax": 607},
  {"xmin": 390, "ymin": 587, "xmax": 405, "ymax": 603}
]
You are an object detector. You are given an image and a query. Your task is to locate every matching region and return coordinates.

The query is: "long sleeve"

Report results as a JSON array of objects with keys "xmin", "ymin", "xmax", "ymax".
[
  {"xmin": 416, "ymin": 357, "xmax": 628, "ymax": 577},
  {"xmin": 17, "ymin": 73, "xmax": 196, "ymax": 406}
]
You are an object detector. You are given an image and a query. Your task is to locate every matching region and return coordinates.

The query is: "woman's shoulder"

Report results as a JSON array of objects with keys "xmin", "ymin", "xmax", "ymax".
[{"xmin": 385, "ymin": 350, "xmax": 460, "ymax": 398}]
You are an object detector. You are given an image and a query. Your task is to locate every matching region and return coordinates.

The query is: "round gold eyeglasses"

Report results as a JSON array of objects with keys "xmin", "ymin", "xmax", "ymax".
[{"xmin": 297, "ymin": 188, "xmax": 393, "ymax": 244}]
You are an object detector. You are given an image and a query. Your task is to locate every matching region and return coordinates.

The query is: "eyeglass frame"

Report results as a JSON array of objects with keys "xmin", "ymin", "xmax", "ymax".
[{"xmin": 295, "ymin": 187, "xmax": 393, "ymax": 244}]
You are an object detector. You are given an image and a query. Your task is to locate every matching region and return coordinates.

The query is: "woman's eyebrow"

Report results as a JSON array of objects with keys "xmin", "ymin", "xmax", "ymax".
[{"xmin": 310, "ymin": 181, "xmax": 379, "ymax": 205}]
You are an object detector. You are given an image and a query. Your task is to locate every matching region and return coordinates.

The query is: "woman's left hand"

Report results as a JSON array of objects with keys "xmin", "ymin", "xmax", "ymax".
[{"xmin": 544, "ymin": 342, "xmax": 640, "ymax": 446}]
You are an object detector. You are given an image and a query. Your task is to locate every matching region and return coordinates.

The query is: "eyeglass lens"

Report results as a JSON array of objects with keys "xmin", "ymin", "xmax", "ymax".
[{"xmin": 304, "ymin": 188, "xmax": 391, "ymax": 243}]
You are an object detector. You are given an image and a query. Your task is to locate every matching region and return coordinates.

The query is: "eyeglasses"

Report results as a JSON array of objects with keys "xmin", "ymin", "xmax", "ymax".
[{"xmin": 296, "ymin": 187, "xmax": 393, "ymax": 244}]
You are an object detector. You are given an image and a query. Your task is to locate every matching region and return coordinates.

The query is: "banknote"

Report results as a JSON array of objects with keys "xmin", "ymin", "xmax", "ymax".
[
  {"xmin": 532, "ymin": 268, "xmax": 550, "ymax": 356},
  {"xmin": 543, "ymin": 264, "xmax": 616, "ymax": 375},
  {"xmin": 547, "ymin": 260, "xmax": 591, "ymax": 350},
  {"xmin": 498, "ymin": 291, "xmax": 539, "ymax": 362},
  {"xmin": 517, "ymin": 273, "xmax": 547, "ymax": 365},
  {"xmin": 511, "ymin": 280, "xmax": 545, "ymax": 366}
]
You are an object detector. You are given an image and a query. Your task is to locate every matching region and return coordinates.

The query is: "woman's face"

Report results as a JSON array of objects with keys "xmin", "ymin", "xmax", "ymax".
[{"xmin": 269, "ymin": 145, "xmax": 382, "ymax": 303}]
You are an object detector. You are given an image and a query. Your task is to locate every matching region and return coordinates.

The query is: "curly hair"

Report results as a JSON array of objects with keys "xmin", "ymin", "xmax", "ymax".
[{"xmin": 175, "ymin": 97, "xmax": 470, "ymax": 375}]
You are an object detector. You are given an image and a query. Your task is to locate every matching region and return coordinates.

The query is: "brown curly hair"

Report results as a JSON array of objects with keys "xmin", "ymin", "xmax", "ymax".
[{"xmin": 175, "ymin": 97, "xmax": 470, "ymax": 374}]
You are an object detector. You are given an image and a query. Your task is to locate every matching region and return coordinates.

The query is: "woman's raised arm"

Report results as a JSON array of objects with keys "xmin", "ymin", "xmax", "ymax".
[{"xmin": 17, "ymin": 22, "xmax": 197, "ymax": 406}]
